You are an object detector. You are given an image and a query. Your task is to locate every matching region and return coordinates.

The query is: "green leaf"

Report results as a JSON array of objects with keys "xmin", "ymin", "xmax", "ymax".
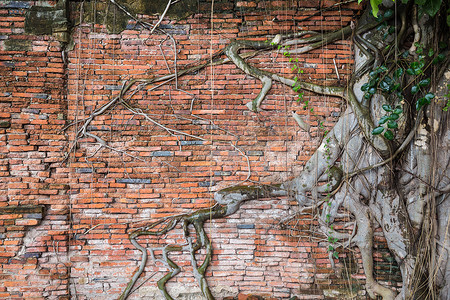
[
  {"xmin": 369, "ymin": 78, "xmax": 378, "ymax": 87},
  {"xmin": 418, "ymin": 60, "xmax": 425, "ymax": 69},
  {"xmin": 424, "ymin": 93, "xmax": 435, "ymax": 101},
  {"xmin": 378, "ymin": 115, "xmax": 390, "ymax": 125},
  {"xmin": 402, "ymin": 51, "xmax": 409, "ymax": 58},
  {"xmin": 393, "ymin": 83, "xmax": 401, "ymax": 91},
  {"xmin": 387, "ymin": 121, "xmax": 398, "ymax": 129},
  {"xmin": 414, "ymin": 0, "xmax": 427, "ymax": 5},
  {"xmin": 428, "ymin": 48, "xmax": 435, "ymax": 57},
  {"xmin": 406, "ymin": 68, "xmax": 415, "ymax": 75},
  {"xmin": 379, "ymin": 80, "xmax": 391, "ymax": 92},
  {"xmin": 328, "ymin": 245, "xmax": 334, "ymax": 252},
  {"xmin": 422, "ymin": 0, "xmax": 443, "ymax": 17},
  {"xmin": 416, "ymin": 97, "xmax": 430, "ymax": 110},
  {"xmin": 384, "ymin": 130, "xmax": 394, "ymax": 140},
  {"xmin": 361, "ymin": 83, "xmax": 370, "ymax": 91},
  {"xmin": 394, "ymin": 68, "xmax": 404, "ymax": 79},
  {"xmin": 439, "ymin": 42, "xmax": 447, "ymax": 50},
  {"xmin": 384, "ymin": 9, "xmax": 394, "ymax": 18},
  {"xmin": 333, "ymin": 251, "xmax": 339, "ymax": 259},
  {"xmin": 368, "ymin": 87, "xmax": 377, "ymax": 95},
  {"xmin": 393, "ymin": 107, "xmax": 403, "ymax": 114},
  {"xmin": 372, "ymin": 126, "xmax": 385, "ymax": 135},
  {"xmin": 389, "ymin": 113, "xmax": 400, "ymax": 120},
  {"xmin": 370, "ymin": 0, "xmax": 384, "ymax": 17},
  {"xmin": 411, "ymin": 85, "xmax": 419, "ymax": 94},
  {"xmin": 364, "ymin": 93, "xmax": 371, "ymax": 100},
  {"xmin": 416, "ymin": 98, "xmax": 422, "ymax": 110},
  {"xmin": 419, "ymin": 78, "xmax": 431, "ymax": 87},
  {"xmin": 377, "ymin": 23, "xmax": 387, "ymax": 31},
  {"xmin": 388, "ymin": 26, "xmax": 396, "ymax": 34},
  {"xmin": 382, "ymin": 104, "xmax": 393, "ymax": 112}
]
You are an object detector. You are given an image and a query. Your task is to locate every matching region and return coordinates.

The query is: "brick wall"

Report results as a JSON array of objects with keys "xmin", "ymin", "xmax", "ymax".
[
  {"xmin": 0, "ymin": 1, "xmax": 70, "ymax": 298},
  {"xmin": 0, "ymin": 0, "xmax": 401, "ymax": 299}
]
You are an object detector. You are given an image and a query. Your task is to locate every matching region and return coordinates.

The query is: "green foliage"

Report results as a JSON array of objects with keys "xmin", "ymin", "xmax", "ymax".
[
  {"xmin": 283, "ymin": 46, "xmax": 310, "ymax": 111},
  {"xmin": 432, "ymin": 53, "xmax": 446, "ymax": 64},
  {"xmin": 387, "ymin": 120, "xmax": 398, "ymax": 129},
  {"xmin": 419, "ymin": 0, "xmax": 443, "ymax": 17},
  {"xmin": 333, "ymin": 251, "xmax": 339, "ymax": 259},
  {"xmin": 368, "ymin": 42, "xmax": 448, "ymax": 138},
  {"xmin": 384, "ymin": 130, "xmax": 395, "ymax": 140},
  {"xmin": 372, "ymin": 126, "xmax": 385, "ymax": 135},
  {"xmin": 358, "ymin": 0, "xmax": 383, "ymax": 17},
  {"xmin": 362, "ymin": 64, "xmax": 405, "ymax": 140},
  {"xmin": 360, "ymin": 0, "xmax": 444, "ymax": 17},
  {"xmin": 404, "ymin": 47, "xmax": 441, "ymax": 110}
]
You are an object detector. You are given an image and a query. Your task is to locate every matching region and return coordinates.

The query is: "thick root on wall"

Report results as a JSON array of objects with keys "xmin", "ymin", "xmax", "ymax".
[{"xmin": 119, "ymin": 185, "xmax": 284, "ymax": 299}]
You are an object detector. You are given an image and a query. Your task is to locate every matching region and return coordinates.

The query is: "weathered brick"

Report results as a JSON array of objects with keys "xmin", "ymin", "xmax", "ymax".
[
  {"xmin": 151, "ymin": 151, "xmax": 173, "ymax": 157},
  {"xmin": 116, "ymin": 178, "xmax": 151, "ymax": 184}
]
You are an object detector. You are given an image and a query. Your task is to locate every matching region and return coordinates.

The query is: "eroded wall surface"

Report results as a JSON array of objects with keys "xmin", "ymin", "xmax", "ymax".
[{"xmin": 0, "ymin": 1, "xmax": 401, "ymax": 299}]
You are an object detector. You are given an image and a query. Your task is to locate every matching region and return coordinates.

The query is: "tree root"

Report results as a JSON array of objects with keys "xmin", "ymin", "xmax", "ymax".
[{"xmin": 119, "ymin": 185, "xmax": 284, "ymax": 299}]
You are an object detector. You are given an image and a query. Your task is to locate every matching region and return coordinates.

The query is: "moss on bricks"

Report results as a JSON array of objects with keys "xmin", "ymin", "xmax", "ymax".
[
  {"xmin": 4, "ymin": 39, "xmax": 31, "ymax": 51},
  {"xmin": 79, "ymin": 0, "xmax": 198, "ymax": 34}
]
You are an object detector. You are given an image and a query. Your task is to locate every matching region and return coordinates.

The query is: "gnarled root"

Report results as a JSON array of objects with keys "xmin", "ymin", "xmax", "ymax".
[{"xmin": 119, "ymin": 185, "xmax": 284, "ymax": 300}]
